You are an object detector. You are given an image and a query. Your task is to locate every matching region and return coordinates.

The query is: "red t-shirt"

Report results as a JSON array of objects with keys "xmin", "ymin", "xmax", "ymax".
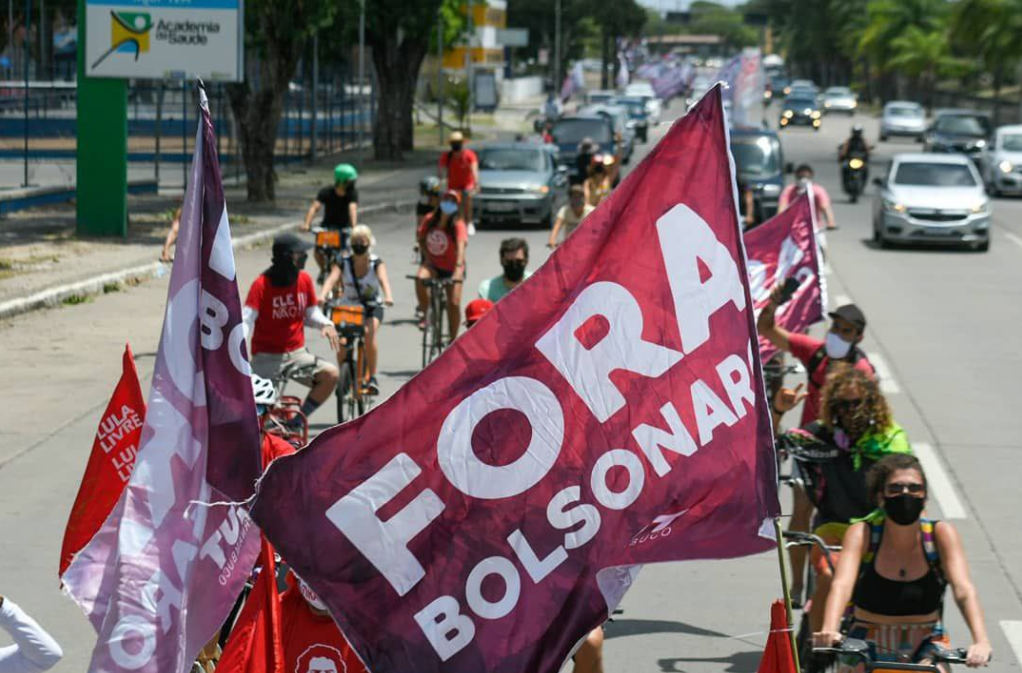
[
  {"xmin": 789, "ymin": 332, "xmax": 875, "ymax": 425},
  {"xmin": 439, "ymin": 149, "xmax": 478, "ymax": 190},
  {"xmin": 280, "ymin": 587, "xmax": 367, "ymax": 673},
  {"xmin": 245, "ymin": 272, "xmax": 317, "ymax": 355},
  {"xmin": 417, "ymin": 214, "xmax": 468, "ymax": 272}
]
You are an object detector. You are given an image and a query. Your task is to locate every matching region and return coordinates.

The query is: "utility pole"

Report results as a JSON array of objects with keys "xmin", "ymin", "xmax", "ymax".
[
  {"xmin": 357, "ymin": 0, "xmax": 365, "ymax": 167},
  {"xmin": 22, "ymin": 0, "xmax": 30, "ymax": 186},
  {"xmin": 553, "ymin": 0, "xmax": 561, "ymax": 95},
  {"xmin": 311, "ymin": 35, "xmax": 319, "ymax": 161},
  {"xmin": 464, "ymin": 0, "xmax": 473, "ymax": 130},
  {"xmin": 437, "ymin": 8, "xmax": 444, "ymax": 145}
]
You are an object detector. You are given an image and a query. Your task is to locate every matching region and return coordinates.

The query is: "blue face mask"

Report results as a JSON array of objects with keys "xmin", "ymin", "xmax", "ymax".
[{"xmin": 440, "ymin": 201, "xmax": 459, "ymax": 216}]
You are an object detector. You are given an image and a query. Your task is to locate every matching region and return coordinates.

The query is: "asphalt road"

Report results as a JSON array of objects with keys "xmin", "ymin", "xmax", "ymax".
[{"xmin": 1, "ymin": 96, "xmax": 1021, "ymax": 672}]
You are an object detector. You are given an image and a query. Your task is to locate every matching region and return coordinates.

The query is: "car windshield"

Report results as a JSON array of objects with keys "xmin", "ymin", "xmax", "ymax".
[
  {"xmin": 1000, "ymin": 134, "xmax": 1022, "ymax": 151},
  {"xmin": 935, "ymin": 115, "xmax": 987, "ymax": 135},
  {"xmin": 552, "ymin": 118, "xmax": 612, "ymax": 144},
  {"xmin": 888, "ymin": 105, "xmax": 923, "ymax": 118},
  {"xmin": 588, "ymin": 94, "xmax": 613, "ymax": 104},
  {"xmin": 478, "ymin": 149, "xmax": 547, "ymax": 172},
  {"xmin": 786, "ymin": 98, "xmax": 815, "ymax": 109},
  {"xmin": 732, "ymin": 136, "xmax": 781, "ymax": 177},
  {"xmin": 825, "ymin": 88, "xmax": 851, "ymax": 96},
  {"xmin": 893, "ymin": 162, "xmax": 977, "ymax": 187},
  {"xmin": 613, "ymin": 98, "xmax": 646, "ymax": 116}
]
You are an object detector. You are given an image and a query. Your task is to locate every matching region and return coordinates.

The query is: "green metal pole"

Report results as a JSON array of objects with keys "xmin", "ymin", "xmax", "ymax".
[{"xmin": 75, "ymin": 0, "xmax": 128, "ymax": 237}]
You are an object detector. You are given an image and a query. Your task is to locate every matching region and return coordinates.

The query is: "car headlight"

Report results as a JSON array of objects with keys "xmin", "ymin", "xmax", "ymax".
[
  {"xmin": 884, "ymin": 200, "xmax": 906, "ymax": 213},
  {"xmin": 761, "ymin": 183, "xmax": 781, "ymax": 196},
  {"xmin": 811, "ymin": 110, "xmax": 821, "ymax": 119},
  {"xmin": 783, "ymin": 86, "xmax": 791, "ymax": 95},
  {"xmin": 783, "ymin": 110, "xmax": 794, "ymax": 118},
  {"xmin": 804, "ymin": 108, "xmax": 813, "ymax": 115},
  {"xmin": 824, "ymin": 101, "xmax": 832, "ymax": 108},
  {"xmin": 849, "ymin": 158, "xmax": 864, "ymax": 169},
  {"xmin": 971, "ymin": 201, "xmax": 990, "ymax": 214},
  {"xmin": 975, "ymin": 139, "xmax": 986, "ymax": 148},
  {"xmin": 530, "ymin": 185, "xmax": 550, "ymax": 195},
  {"xmin": 999, "ymin": 160, "xmax": 1013, "ymax": 173}
]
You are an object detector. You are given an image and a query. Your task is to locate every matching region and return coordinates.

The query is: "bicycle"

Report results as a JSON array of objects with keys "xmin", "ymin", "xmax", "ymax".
[
  {"xmin": 327, "ymin": 299, "xmax": 378, "ymax": 422},
  {"xmin": 262, "ymin": 360, "xmax": 317, "ymax": 446},
  {"xmin": 783, "ymin": 529, "xmax": 842, "ymax": 673},
  {"xmin": 407, "ymin": 274, "xmax": 462, "ymax": 368},
  {"xmin": 815, "ymin": 637, "xmax": 980, "ymax": 672},
  {"xmin": 312, "ymin": 226, "xmax": 349, "ymax": 283}
]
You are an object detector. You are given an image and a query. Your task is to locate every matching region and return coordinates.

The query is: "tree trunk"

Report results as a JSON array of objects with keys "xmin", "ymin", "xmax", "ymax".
[
  {"xmin": 369, "ymin": 33, "xmax": 427, "ymax": 161},
  {"xmin": 992, "ymin": 68, "xmax": 1003, "ymax": 128},
  {"xmin": 227, "ymin": 39, "xmax": 302, "ymax": 202},
  {"xmin": 601, "ymin": 28, "xmax": 610, "ymax": 89}
]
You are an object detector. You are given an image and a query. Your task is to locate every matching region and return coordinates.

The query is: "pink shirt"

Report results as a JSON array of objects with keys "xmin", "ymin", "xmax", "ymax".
[{"xmin": 780, "ymin": 183, "xmax": 831, "ymax": 230}]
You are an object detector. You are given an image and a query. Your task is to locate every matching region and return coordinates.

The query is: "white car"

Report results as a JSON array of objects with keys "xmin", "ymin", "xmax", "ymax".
[
  {"xmin": 872, "ymin": 153, "xmax": 990, "ymax": 251},
  {"xmin": 822, "ymin": 87, "xmax": 857, "ymax": 114},
  {"xmin": 624, "ymin": 82, "xmax": 662, "ymax": 124},
  {"xmin": 880, "ymin": 101, "xmax": 927, "ymax": 142},
  {"xmin": 980, "ymin": 124, "xmax": 1022, "ymax": 196}
]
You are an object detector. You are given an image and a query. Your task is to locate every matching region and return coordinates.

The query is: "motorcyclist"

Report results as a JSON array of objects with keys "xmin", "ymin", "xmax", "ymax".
[{"xmin": 839, "ymin": 124, "xmax": 872, "ymax": 187}]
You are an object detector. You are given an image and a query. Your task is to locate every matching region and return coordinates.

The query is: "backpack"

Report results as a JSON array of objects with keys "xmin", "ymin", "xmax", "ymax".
[
  {"xmin": 861, "ymin": 518, "xmax": 947, "ymax": 611},
  {"xmin": 805, "ymin": 345, "xmax": 872, "ymax": 392}
]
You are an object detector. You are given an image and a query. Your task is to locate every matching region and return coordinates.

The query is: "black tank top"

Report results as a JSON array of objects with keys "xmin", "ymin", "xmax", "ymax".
[{"xmin": 853, "ymin": 523, "xmax": 945, "ymax": 616}]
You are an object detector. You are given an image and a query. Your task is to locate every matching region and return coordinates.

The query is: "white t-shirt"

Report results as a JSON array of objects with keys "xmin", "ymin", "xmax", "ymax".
[{"xmin": 556, "ymin": 203, "xmax": 595, "ymax": 240}]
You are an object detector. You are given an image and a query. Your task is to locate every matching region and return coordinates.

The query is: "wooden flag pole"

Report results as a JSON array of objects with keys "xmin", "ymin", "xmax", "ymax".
[{"xmin": 773, "ymin": 517, "xmax": 802, "ymax": 673}]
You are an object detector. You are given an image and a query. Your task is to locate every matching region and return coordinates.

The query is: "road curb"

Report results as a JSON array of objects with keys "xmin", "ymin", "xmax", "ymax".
[{"xmin": 0, "ymin": 199, "xmax": 416, "ymax": 322}]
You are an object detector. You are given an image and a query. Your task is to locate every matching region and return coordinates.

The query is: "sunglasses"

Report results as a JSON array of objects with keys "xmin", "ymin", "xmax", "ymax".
[
  {"xmin": 885, "ymin": 482, "xmax": 925, "ymax": 496},
  {"xmin": 831, "ymin": 398, "xmax": 862, "ymax": 412}
]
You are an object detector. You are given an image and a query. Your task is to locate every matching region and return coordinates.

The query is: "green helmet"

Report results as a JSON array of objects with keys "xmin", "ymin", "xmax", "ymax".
[{"xmin": 334, "ymin": 163, "xmax": 358, "ymax": 185}]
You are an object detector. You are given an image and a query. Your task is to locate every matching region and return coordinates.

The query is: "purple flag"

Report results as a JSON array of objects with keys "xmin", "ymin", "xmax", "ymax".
[{"xmin": 62, "ymin": 84, "xmax": 261, "ymax": 673}]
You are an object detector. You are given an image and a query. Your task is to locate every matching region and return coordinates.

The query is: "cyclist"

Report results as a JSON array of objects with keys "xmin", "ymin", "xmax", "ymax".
[
  {"xmin": 548, "ymin": 185, "xmax": 595, "ymax": 248},
  {"xmin": 301, "ymin": 163, "xmax": 360, "ymax": 276},
  {"xmin": 243, "ymin": 233, "xmax": 340, "ymax": 427},
  {"xmin": 464, "ymin": 298, "xmax": 493, "ymax": 328},
  {"xmin": 573, "ymin": 138, "xmax": 598, "ymax": 186},
  {"xmin": 320, "ymin": 224, "xmax": 395, "ymax": 396},
  {"xmin": 478, "ymin": 238, "xmax": 531, "ymax": 302},
  {"xmin": 438, "ymin": 131, "xmax": 479, "ymax": 234},
  {"xmin": 417, "ymin": 176, "xmax": 442, "ymax": 222},
  {"xmin": 584, "ymin": 152, "xmax": 620, "ymax": 208},
  {"xmin": 0, "ymin": 594, "xmax": 62, "ymax": 671},
  {"xmin": 779, "ymin": 164, "xmax": 838, "ymax": 231},
  {"xmin": 415, "ymin": 189, "xmax": 468, "ymax": 339},
  {"xmin": 814, "ymin": 454, "xmax": 992, "ymax": 669},
  {"xmin": 774, "ymin": 363, "xmax": 911, "ymax": 638}
]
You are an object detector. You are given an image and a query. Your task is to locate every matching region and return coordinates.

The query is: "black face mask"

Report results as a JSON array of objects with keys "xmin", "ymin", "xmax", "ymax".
[
  {"xmin": 884, "ymin": 494, "xmax": 925, "ymax": 526},
  {"xmin": 502, "ymin": 260, "xmax": 527, "ymax": 282},
  {"xmin": 351, "ymin": 243, "xmax": 369, "ymax": 256},
  {"xmin": 450, "ymin": 143, "xmax": 463, "ymax": 152},
  {"xmin": 294, "ymin": 252, "xmax": 308, "ymax": 270}
]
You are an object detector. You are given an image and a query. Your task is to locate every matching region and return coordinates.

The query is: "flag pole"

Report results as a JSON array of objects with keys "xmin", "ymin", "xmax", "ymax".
[{"xmin": 773, "ymin": 517, "xmax": 801, "ymax": 673}]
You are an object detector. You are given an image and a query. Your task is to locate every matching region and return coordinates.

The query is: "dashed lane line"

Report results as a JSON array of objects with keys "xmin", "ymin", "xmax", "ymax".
[
  {"xmin": 833, "ymin": 293, "xmax": 852, "ymax": 307},
  {"xmin": 1000, "ymin": 621, "xmax": 1022, "ymax": 669},
  {"xmin": 913, "ymin": 442, "xmax": 968, "ymax": 520},
  {"xmin": 866, "ymin": 351, "xmax": 901, "ymax": 395}
]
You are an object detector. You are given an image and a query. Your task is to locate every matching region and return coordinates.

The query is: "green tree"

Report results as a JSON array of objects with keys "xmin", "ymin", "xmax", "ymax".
[
  {"xmin": 506, "ymin": 0, "xmax": 596, "ymax": 85},
  {"xmin": 950, "ymin": 0, "xmax": 1022, "ymax": 124},
  {"xmin": 226, "ymin": 0, "xmax": 340, "ymax": 202},
  {"xmin": 887, "ymin": 25, "xmax": 963, "ymax": 110},
  {"xmin": 590, "ymin": 0, "xmax": 646, "ymax": 88},
  {"xmin": 858, "ymin": 0, "xmax": 948, "ymax": 98}
]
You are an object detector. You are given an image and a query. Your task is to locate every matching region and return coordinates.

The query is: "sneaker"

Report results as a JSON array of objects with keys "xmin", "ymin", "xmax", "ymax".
[
  {"xmin": 365, "ymin": 376, "xmax": 379, "ymax": 395},
  {"xmin": 467, "ymin": 221, "xmax": 477, "ymax": 236}
]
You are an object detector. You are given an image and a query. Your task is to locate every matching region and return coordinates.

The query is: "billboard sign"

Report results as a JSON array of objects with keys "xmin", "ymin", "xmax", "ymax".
[{"xmin": 85, "ymin": 0, "xmax": 243, "ymax": 81}]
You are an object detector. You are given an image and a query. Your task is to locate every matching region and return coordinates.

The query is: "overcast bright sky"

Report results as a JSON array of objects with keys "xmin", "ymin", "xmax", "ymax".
[{"xmin": 637, "ymin": 0, "xmax": 743, "ymax": 9}]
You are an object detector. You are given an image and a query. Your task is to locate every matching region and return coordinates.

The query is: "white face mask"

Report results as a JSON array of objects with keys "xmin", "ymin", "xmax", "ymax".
[
  {"xmin": 440, "ymin": 201, "xmax": 459, "ymax": 216},
  {"xmin": 797, "ymin": 177, "xmax": 812, "ymax": 191},
  {"xmin": 825, "ymin": 331, "xmax": 853, "ymax": 359},
  {"xmin": 298, "ymin": 578, "xmax": 327, "ymax": 611}
]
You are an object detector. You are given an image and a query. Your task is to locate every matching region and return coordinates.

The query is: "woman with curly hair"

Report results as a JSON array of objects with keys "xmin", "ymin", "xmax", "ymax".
[{"xmin": 774, "ymin": 363, "xmax": 912, "ymax": 643}]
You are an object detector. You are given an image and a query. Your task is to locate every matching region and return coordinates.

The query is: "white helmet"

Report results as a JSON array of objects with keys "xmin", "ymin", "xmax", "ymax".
[{"xmin": 251, "ymin": 375, "xmax": 277, "ymax": 406}]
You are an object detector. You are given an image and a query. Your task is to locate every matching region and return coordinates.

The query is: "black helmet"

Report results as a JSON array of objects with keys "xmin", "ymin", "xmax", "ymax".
[{"xmin": 419, "ymin": 176, "xmax": 441, "ymax": 197}]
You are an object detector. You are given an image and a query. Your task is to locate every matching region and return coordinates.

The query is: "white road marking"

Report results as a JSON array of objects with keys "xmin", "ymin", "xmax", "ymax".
[
  {"xmin": 1000, "ymin": 621, "xmax": 1022, "ymax": 669},
  {"xmin": 913, "ymin": 442, "xmax": 968, "ymax": 519},
  {"xmin": 866, "ymin": 351, "xmax": 900, "ymax": 394},
  {"xmin": 1005, "ymin": 230, "xmax": 1022, "ymax": 251},
  {"xmin": 833, "ymin": 293, "xmax": 852, "ymax": 307}
]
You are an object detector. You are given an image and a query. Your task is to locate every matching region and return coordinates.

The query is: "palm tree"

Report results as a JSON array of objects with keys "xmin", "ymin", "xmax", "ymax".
[
  {"xmin": 858, "ymin": 0, "xmax": 949, "ymax": 99},
  {"xmin": 951, "ymin": 0, "xmax": 1022, "ymax": 125},
  {"xmin": 887, "ymin": 25, "xmax": 964, "ymax": 111}
]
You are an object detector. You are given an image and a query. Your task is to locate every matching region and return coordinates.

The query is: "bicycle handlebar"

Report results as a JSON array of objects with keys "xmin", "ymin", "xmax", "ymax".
[
  {"xmin": 405, "ymin": 274, "xmax": 463, "ymax": 286},
  {"xmin": 814, "ymin": 638, "xmax": 973, "ymax": 665}
]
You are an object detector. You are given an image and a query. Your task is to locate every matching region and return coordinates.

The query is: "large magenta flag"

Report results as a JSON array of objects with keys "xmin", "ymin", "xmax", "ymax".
[
  {"xmin": 62, "ymin": 84, "xmax": 261, "ymax": 672},
  {"xmin": 744, "ymin": 192, "xmax": 826, "ymax": 362},
  {"xmin": 251, "ymin": 87, "xmax": 780, "ymax": 673}
]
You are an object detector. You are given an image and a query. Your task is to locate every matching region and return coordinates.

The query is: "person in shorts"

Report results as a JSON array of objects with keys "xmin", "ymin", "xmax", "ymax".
[
  {"xmin": 243, "ymin": 233, "xmax": 340, "ymax": 426},
  {"xmin": 438, "ymin": 131, "xmax": 479, "ymax": 232},
  {"xmin": 301, "ymin": 163, "xmax": 360, "ymax": 277},
  {"xmin": 415, "ymin": 190, "xmax": 468, "ymax": 339}
]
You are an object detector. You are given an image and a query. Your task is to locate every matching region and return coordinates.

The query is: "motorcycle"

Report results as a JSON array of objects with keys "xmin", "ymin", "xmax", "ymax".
[{"xmin": 841, "ymin": 152, "xmax": 868, "ymax": 203}]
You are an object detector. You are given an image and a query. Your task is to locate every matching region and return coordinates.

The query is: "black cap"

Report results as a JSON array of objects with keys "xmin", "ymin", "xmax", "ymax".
[
  {"xmin": 272, "ymin": 232, "xmax": 313, "ymax": 256},
  {"xmin": 829, "ymin": 304, "xmax": 866, "ymax": 332}
]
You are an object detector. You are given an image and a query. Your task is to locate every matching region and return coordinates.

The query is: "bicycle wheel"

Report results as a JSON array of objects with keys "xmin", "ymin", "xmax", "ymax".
[
  {"xmin": 427, "ymin": 292, "xmax": 445, "ymax": 365},
  {"xmin": 353, "ymin": 340, "xmax": 368, "ymax": 418},
  {"xmin": 421, "ymin": 304, "xmax": 435, "ymax": 369},
  {"xmin": 336, "ymin": 360, "xmax": 358, "ymax": 423}
]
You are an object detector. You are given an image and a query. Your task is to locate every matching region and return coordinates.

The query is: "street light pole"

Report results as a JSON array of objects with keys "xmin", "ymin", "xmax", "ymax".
[
  {"xmin": 437, "ymin": 8, "xmax": 444, "ymax": 146},
  {"xmin": 464, "ymin": 0, "xmax": 473, "ymax": 131},
  {"xmin": 357, "ymin": 0, "xmax": 365, "ymax": 167},
  {"xmin": 553, "ymin": 0, "xmax": 561, "ymax": 95},
  {"xmin": 22, "ymin": 0, "xmax": 30, "ymax": 187}
]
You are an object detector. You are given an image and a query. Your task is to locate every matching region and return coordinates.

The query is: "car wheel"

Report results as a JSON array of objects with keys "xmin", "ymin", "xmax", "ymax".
[
  {"xmin": 976, "ymin": 239, "xmax": 990, "ymax": 252},
  {"xmin": 880, "ymin": 133, "xmax": 888, "ymax": 142}
]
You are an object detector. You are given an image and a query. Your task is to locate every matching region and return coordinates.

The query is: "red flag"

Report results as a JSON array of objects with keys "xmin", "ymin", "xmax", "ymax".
[
  {"xmin": 216, "ymin": 433, "xmax": 295, "ymax": 673},
  {"xmin": 757, "ymin": 600, "xmax": 797, "ymax": 673},
  {"xmin": 59, "ymin": 344, "xmax": 145, "ymax": 577},
  {"xmin": 216, "ymin": 538, "xmax": 285, "ymax": 673},
  {"xmin": 250, "ymin": 86, "xmax": 779, "ymax": 673},
  {"xmin": 744, "ymin": 192, "xmax": 825, "ymax": 363}
]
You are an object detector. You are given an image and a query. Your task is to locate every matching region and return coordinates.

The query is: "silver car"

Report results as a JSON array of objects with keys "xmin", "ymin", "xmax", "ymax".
[
  {"xmin": 980, "ymin": 124, "xmax": 1022, "ymax": 196},
  {"xmin": 822, "ymin": 87, "xmax": 857, "ymax": 114},
  {"xmin": 474, "ymin": 144, "xmax": 567, "ymax": 227},
  {"xmin": 872, "ymin": 153, "xmax": 990, "ymax": 251},
  {"xmin": 879, "ymin": 101, "xmax": 927, "ymax": 142}
]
